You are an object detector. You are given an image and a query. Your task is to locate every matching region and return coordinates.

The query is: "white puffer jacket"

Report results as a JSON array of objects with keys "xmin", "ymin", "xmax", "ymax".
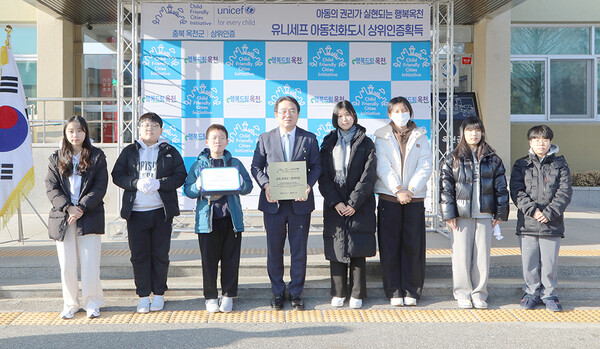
[{"xmin": 374, "ymin": 123, "xmax": 433, "ymax": 198}]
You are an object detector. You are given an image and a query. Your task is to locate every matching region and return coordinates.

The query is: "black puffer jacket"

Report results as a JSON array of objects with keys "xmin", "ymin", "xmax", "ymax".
[
  {"xmin": 440, "ymin": 146, "xmax": 509, "ymax": 221},
  {"xmin": 510, "ymin": 145, "xmax": 572, "ymax": 237},
  {"xmin": 318, "ymin": 125, "xmax": 377, "ymax": 262},
  {"xmin": 111, "ymin": 141, "xmax": 187, "ymax": 220},
  {"xmin": 45, "ymin": 146, "xmax": 108, "ymax": 241}
]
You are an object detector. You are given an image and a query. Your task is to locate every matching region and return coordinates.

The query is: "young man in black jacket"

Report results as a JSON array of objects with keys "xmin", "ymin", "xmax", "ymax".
[
  {"xmin": 510, "ymin": 125, "xmax": 572, "ymax": 312},
  {"xmin": 112, "ymin": 112, "xmax": 187, "ymax": 313}
]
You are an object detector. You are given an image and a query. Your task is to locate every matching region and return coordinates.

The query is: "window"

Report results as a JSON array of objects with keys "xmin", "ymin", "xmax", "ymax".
[
  {"xmin": 596, "ymin": 28, "xmax": 600, "ymax": 55},
  {"xmin": 550, "ymin": 60, "xmax": 592, "ymax": 118},
  {"xmin": 511, "ymin": 27, "xmax": 590, "ymax": 55},
  {"xmin": 511, "ymin": 25, "xmax": 599, "ymax": 121},
  {"xmin": 511, "ymin": 60, "xmax": 545, "ymax": 115}
]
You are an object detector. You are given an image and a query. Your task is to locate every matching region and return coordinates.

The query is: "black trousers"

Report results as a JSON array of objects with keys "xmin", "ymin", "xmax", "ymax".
[
  {"xmin": 377, "ymin": 199, "xmax": 426, "ymax": 299},
  {"xmin": 198, "ymin": 217, "xmax": 241, "ymax": 299},
  {"xmin": 264, "ymin": 201, "xmax": 311, "ymax": 296},
  {"xmin": 127, "ymin": 208, "xmax": 172, "ymax": 297},
  {"xmin": 330, "ymin": 258, "xmax": 367, "ymax": 299}
]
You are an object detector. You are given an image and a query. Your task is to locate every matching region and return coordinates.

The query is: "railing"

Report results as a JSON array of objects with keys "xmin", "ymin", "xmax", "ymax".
[{"xmin": 27, "ymin": 97, "xmax": 132, "ymax": 144}]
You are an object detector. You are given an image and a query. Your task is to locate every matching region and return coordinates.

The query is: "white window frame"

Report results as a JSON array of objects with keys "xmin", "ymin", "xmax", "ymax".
[{"xmin": 511, "ymin": 24, "xmax": 599, "ymax": 123}]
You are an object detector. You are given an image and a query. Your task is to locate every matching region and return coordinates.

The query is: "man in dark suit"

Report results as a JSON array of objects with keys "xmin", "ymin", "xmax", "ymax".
[{"xmin": 251, "ymin": 96, "xmax": 321, "ymax": 310}]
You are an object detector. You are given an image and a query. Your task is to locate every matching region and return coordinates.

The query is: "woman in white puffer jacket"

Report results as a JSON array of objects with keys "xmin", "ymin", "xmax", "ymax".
[{"xmin": 374, "ymin": 96, "xmax": 432, "ymax": 307}]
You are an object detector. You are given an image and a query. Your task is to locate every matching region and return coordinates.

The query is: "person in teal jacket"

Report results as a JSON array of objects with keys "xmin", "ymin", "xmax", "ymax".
[{"xmin": 183, "ymin": 124, "xmax": 253, "ymax": 313}]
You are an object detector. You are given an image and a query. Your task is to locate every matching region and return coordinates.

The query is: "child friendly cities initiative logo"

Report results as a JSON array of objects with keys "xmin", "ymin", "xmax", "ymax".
[
  {"xmin": 309, "ymin": 44, "xmax": 348, "ymax": 80},
  {"xmin": 227, "ymin": 120, "xmax": 263, "ymax": 156},
  {"xmin": 352, "ymin": 83, "xmax": 389, "ymax": 119},
  {"xmin": 183, "ymin": 83, "xmax": 221, "ymax": 117},
  {"xmin": 226, "ymin": 44, "xmax": 264, "ymax": 79},
  {"xmin": 268, "ymin": 84, "xmax": 305, "ymax": 108},
  {"xmin": 151, "ymin": 4, "xmax": 187, "ymax": 25},
  {"xmin": 142, "ymin": 44, "xmax": 180, "ymax": 69},
  {"xmin": 392, "ymin": 43, "xmax": 431, "ymax": 80}
]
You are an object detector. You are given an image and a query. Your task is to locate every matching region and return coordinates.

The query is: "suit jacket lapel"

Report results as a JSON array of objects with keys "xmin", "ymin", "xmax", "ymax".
[
  {"xmin": 270, "ymin": 128, "xmax": 286, "ymax": 162},
  {"xmin": 291, "ymin": 128, "xmax": 303, "ymax": 161}
]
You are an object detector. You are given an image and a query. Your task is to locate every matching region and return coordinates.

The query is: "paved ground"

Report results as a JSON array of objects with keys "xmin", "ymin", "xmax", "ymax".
[
  {"xmin": 1, "ymin": 295, "xmax": 600, "ymax": 348},
  {"xmin": 1, "ymin": 205, "xmax": 600, "ymax": 348}
]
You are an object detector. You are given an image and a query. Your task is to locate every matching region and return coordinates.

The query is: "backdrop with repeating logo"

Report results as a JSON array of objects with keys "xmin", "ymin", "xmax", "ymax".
[{"xmin": 141, "ymin": 3, "xmax": 431, "ymax": 209}]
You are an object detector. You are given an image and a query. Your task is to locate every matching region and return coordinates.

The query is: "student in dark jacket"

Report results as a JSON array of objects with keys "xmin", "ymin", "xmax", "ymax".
[
  {"xmin": 112, "ymin": 112, "xmax": 187, "ymax": 314},
  {"xmin": 510, "ymin": 125, "xmax": 572, "ymax": 312},
  {"xmin": 46, "ymin": 116, "xmax": 108, "ymax": 319},
  {"xmin": 440, "ymin": 117, "xmax": 509, "ymax": 310},
  {"xmin": 318, "ymin": 101, "xmax": 377, "ymax": 309},
  {"xmin": 183, "ymin": 124, "xmax": 253, "ymax": 313}
]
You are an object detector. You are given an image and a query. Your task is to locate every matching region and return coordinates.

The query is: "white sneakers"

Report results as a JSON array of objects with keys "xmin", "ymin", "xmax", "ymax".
[
  {"xmin": 403, "ymin": 297, "xmax": 417, "ymax": 306},
  {"xmin": 457, "ymin": 299, "xmax": 473, "ymax": 309},
  {"xmin": 391, "ymin": 297, "xmax": 417, "ymax": 306},
  {"xmin": 60, "ymin": 309, "xmax": 76, "ymax": 319},
  {"xmin": 137, "ymin": 296, "xmax": 151, "ymax": 313},
  {"xmin": 150, "ymin": 295, "xmax": 165, "ymax": 312},
  {"xmin": 472, "ymin": 299, "xmax": 488, "ymax": 309},
  {"xmin": 220, "ymin": 296, "xmax": 233, "ymax": 313},
  {"xmin": 331, "ymin": 297, "xmax": 362, "ymax": 308},
  {"xmin": 390, "ymin": 297, "xmax": 404, "ymax": 306},
  {"xmin": 457, "ymin": 298, "xmax": 487, "ymax": 309},
  {"xmin": 86, "ymin": 309, "xmax": 100, "ymax": 318},
  {"xmin": 61, "ymin": 308, "xmax": 100, "ymax": 319},
  {"xmin": 137, "ymin": 295, "xmax": 165, "ymax": 313},
  {"xmin": 205, "ymin": 297, "xmax": 234, "ymax": 313},
  {"xmin": 205, "ymin": 299, "xmax": 220, "ymax": 313},
  {"xmin": 349, "ymin": 297, "xmax": 362, "ymax": 309},
  {"xmin": 331, "ymin": 297, "xmax": 345, "ymax": 307}
]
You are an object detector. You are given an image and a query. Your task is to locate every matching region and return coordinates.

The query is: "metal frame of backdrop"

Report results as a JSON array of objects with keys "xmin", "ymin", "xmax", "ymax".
[{"xmin": 116, "ymin": 0, "xmax": 454, "ymax": 234}]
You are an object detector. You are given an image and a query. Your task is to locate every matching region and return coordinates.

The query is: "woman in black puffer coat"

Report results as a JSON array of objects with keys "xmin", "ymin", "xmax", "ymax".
[
  {"xmin": 46, "ymin": 116, "xmax": 108, "ymax": 319},
  {"xmin": 439, "ymin": 116, "xmax": 509, "ymax": 310},
  {"xmin": 318, "ymin": 100, "xmax": 377, "ymax": 309}
]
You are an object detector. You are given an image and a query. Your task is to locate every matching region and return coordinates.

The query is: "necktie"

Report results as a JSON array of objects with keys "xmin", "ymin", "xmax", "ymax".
[{"xmin": 284, "ymin": 133, "xmax": 291, "ymax": 162}]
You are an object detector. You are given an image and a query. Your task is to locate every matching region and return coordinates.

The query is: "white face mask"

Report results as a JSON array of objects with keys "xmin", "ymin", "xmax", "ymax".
[{"xmin": 391, "ymin": 112, "xmax": 411, "ymax": 127}]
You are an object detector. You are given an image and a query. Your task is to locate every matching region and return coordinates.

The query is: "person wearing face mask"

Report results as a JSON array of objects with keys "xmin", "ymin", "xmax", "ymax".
[
  {"xmin": 318, "ymin": 101, "xmax": 377, "ymax": 309},
  {"xmin": 374, "ymin": 97, "xmax": 432, "ymax": 307}
]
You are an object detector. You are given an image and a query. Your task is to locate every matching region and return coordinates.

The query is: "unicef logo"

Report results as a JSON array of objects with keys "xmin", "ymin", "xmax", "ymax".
[{"xmin": 244, "ymin": 5, "xmax": 255, "ymax": 14}]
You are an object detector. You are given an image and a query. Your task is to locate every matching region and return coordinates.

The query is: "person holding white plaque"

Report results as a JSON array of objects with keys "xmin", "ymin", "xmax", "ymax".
[{"xmin": 183, "ymin": 124, "xmax": 253, "ymax": 313}]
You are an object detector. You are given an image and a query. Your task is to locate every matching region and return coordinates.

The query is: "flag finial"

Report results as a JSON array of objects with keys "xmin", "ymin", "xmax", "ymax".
[
  {"xmin": 4, "ymin": 25, "xmax": 12, "ymax": 49},
  {"xmin": 1, "ymin": 25, "xmax": 11, "ymax": 65}
]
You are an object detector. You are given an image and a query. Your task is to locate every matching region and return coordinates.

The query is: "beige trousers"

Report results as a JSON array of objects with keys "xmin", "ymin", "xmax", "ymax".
[{"xmin": 55, "ymin": 223, "xmax": 104, "ymax": 312}]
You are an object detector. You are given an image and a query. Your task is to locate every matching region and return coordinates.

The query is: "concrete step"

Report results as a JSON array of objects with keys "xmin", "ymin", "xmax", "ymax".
[
  {"xmin": 2, "ymin": 257, "xmax": 600, "ymax": 280},
  {"xmin": 2, "ymin": 275, "xmax": 599, "ymax": 300}
]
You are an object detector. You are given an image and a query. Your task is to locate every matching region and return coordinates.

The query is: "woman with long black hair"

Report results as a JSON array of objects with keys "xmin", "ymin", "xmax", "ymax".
[
  {"xmin": 440, "ymin": 116, "xmax": 509, "ymax": 309},
  {"xmin": 318, "ymin": 100, "xmax": 377, "ymax": 309},
  {"xmin": 46, "ymin": 115, "xmax": 108, "ymax": 319}
]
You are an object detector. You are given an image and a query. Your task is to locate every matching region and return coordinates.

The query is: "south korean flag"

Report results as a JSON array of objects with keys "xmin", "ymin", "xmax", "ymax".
[{"xmin": 0, "ymin": 35, "xmax": 34, "ymax": 228}]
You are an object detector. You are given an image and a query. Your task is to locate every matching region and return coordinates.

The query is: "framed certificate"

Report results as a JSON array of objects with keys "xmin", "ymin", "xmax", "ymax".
[
  {"xmin": 267, "ymin": 161, "xmax": 308, "ymax": 201},
  {"xmin": 200, "ymin": 167, "xmax": 241, "ymax": 196}
]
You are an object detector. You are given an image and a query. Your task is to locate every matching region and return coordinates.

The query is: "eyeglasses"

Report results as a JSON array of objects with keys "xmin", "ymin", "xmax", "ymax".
[
  {"xmin": 139, "ymin": 123, "xmax": 161, "ymax": 130},
  {"xmin": 277, "ymin": 109, "xmax": 298, "ymax": 116}
]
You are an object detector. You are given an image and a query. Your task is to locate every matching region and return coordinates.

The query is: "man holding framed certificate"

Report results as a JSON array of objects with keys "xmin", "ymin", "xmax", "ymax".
[{"xmin": 251, "ymin": 96, "xmax": 321, "ymax": 310}]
